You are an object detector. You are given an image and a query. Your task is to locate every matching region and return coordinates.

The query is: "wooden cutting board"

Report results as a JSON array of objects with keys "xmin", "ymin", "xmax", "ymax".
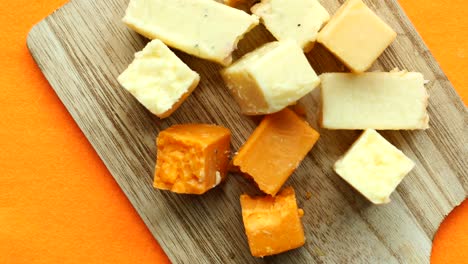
[{"xmin": 27, "ymin": 0, "xmax": 467, "ymax": 263}]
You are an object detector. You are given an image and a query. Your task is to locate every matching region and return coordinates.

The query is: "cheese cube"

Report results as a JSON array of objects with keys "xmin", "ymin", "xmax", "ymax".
[
  {"xmin": 240, "ymin": 187, "xmax": 305, "ymax": 257},
  {"xmin": 118, "ymin": 40, "xmax": 200, "ymax": 118},
  {"xmin": 123, "ymin": 0, "xmax": 259, "ymax": 66},
  {"xmin": 317, "ymin": 0, "xmax": 397, "ymax": 72},
  {"xmin": 222, "ymin": 41, "xmax": 320, "ymax": 115},
  {"xmin": 334, "ymin": 129, "xmax": 415, "ymax": 204},
  {"xmin": 233, "ymin": 109, "xmax": 320, "ymax": 196},
  {"xmin": 154, "ymin": 124, "xmax": 231, "ymax": 194},
  {"xmin": 320, "ymin": 71, "xmax": 429, "ymax": 130},
  {"xmin": 252, "ymin": 0, "xmax": 330, "ymax": 52}
]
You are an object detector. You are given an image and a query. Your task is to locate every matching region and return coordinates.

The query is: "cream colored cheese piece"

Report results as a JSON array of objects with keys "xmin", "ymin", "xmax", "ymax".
[
  {"xmin": 222, "ymin": 41, "xmax": 320, "ymax": 115},
  {"xmin": 118, "ymin": 39, "xmax": 200, "ymax": 118},
  {"xmin": 320, "ymin": 71, "xmax": 429, "ymax": 130},
  {"xmin": 334, "ymin": 129, "xmax": 415, "ymax": 204},
  {"xmin": 317, "ymin": 0, "xmax": 396, "ymax": 72},
  {"xmin": 251, "ymin": 0, "xmax": 330, "ymax": 52},
  {"xmin": 123, "ymin": 0, "xmax": 259, "ymax": 66}
]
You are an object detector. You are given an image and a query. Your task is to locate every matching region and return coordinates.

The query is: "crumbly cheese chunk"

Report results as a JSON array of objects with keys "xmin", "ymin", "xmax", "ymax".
[
  {"xmin": 123, "ymin": 0, "xmax": 259, "ymax": 66},
  {"xmin": 118, "ymin": 39, "xmax": 200, "ymax": 118},
  {"xmin": 320, "ymin": 71, "xmax": 429, "ymax": 130},
  {"xmin": 252, "ymin": 0, "xmax": 329, "ymax": 51},
  {"xmin": 334, "ymin": 129, "xmax": 415, "ymax": 204},
  {"xmin": 222, "ymin": 41, "xmax": 320, "ymax": 115},
  {"xmin": 317, "ymin": 0, "xmax": 396, "ymax": 72}
]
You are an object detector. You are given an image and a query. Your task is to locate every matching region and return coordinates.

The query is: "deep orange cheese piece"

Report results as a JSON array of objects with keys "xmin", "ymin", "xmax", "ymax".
[
  {"xmin": 224, "ymin": 0, "xmax": 256, "ymax": 9},
  {"xmin": 240, "ymin": 187, "xmax": 305, "ymax": 257},
  {"xmin": 154, "ymin": 124, "xmax": 231, "ymax": 194},
  {"xmin": 233, "ymin": 108, "xmax": 320, "ymax": 196}
]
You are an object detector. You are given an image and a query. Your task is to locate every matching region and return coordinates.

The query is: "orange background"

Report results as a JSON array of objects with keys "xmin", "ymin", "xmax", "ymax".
[{"xmin": 0, "ymin": 0, "xmax": 466, "ymax": 263}]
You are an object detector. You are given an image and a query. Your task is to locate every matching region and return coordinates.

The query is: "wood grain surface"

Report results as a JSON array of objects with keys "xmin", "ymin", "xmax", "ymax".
[{"xmin": 27, "ymin": 0, "xmax": 467, "ymax": 263}]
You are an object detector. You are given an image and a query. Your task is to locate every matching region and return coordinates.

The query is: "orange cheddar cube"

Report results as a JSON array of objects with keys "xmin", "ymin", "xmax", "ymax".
[
  {"xmin": 240, "ymin": 187, "xmax": 305, "ymax": 257},
  {"xmin": 233, "ymin": 108, "xmax": 319, "ymax": 196},
  {"xmin": 154, "ymin": 124, "xmax": 231, "ymax": 194}
]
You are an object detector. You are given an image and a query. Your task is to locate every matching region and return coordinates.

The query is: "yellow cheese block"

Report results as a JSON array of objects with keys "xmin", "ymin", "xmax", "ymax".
[
  {"xmin": 334, "ymin": 129, "xmax": 415, "ymax": 204},
  {"xmin": 123, "ymin": 0, "xmax": 259, "ymax": 66},
  {"xmin": 317, "ymin": 0, "xmax": 396, "ymax": 72},
  {"xmin": 320, "ymin": 71, "xmax": 429, "ymax": 130},
  {"xmin": 118, "ymin": 39, "xmax": 200, "ymax": 118},
  {"xmin": 252, "ymin": 0, "xmax": 329, "ymax": 51},
  {"xmin": 222, "ymin": 41, "xmax": 320, "ymax": 115}
]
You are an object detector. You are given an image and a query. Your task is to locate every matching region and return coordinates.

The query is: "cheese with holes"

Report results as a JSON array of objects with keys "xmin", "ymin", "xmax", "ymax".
[
  {"xmin": 222, "ymin": 41, "xmax": 320, "ymax": 115},
  {"xmin": 240, "ymin": 187, "xmax": 305, "ymax": 257},
  {"xmin": 320, "ymin": 71, "xmax": 429, "ymax": 130},
  {"xmin": 123, "ymin": 0, "xmax": 259, "ymax": 66},
  {"xmin": 317, "ymin": 0, "xmax": 396, "ymax": 72},
  {"xmin": 233, "ymin": 109, "xmax": 320, "ymax": 196},
  {"xmin": 118, "ymin": 39, "xmax": 200, "ymax": 118},
  {"xmin": 334, "ymin": 129, "xmax": 415, "ymax": 204},
  {"xmin": 154, "ymin": 124, "xmax": 231, "ymax": 194},
  {"xmin": 251, "ymin": 0, "xmax": 329, "ymax": 51}
]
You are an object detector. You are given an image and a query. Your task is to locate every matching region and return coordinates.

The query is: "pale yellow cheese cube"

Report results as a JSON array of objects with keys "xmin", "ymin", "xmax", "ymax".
[
  {"xmin": 118, "ymin": 40, "xmax": 200, "ymax": 118},
  {"xmin": 222, "ymin": 41, "xmax": 320, "ymax": 115},
  {"xmin": 252, "ymin": 0, "xmax": 330, "ymax": 52},
  {"xmin": 334, "ymin": 129, "xmax": 415, "ymax": 204},
  {"xmin": 317, "ymin": 0, "xmax": 397, "ymax": 72},
  {"xmin": 320, "ymin": 71, "xmax": 429, "ymax": 130},
  {"xmin": 123, "ymin": 0, "xmax": 259, "ymax": 66}
]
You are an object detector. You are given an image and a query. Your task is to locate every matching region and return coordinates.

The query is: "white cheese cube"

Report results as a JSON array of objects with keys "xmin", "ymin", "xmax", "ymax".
[
  {"xmin": 118, "ymin": 39, "xmax": 200, "ymax": 118},
  {"xmin": 123, "ymin": 0, "xmax": 259, "ymax": 66},
  {"xmin": 317, "ymin": 0, "xmax": 396, "ymax": 72},
  {"xmin": 334, "ymin": 129, "xmax": 415, "ymax": 204},
  {"xmin": 320, "ymin": 71, "xmax": 429, "ymax": 130},
  {"xmin": 252, "ymin": 0, "xmax": 330, "ymax": 52},
  {"xmin": 222, "ymin": 41, "xmax": 320, "ymax": 115}
]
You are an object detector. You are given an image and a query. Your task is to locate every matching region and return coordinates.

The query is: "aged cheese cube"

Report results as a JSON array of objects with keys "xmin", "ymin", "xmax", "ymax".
[
  {"xmin": 123, "ymin": 0, "xmax": 259, "ymax": 66},
  {"xmin": 222, "ymin": 41, "xmax": 320, "ymax": 115},
  {"xmin": 118, "ymin": 40, "xmax": 199, "ymax": 118},
  {"xmin": 154, "ymin": 124, "xmax": 231, "ymax": 194},
  {"xmin": 233, "ymin": 108, "xmax": 320, "ymax": 196},
  {"xmin": 240, "ymin": 187, "xmax": 305, "ymax": 257},
  {"xmin": 317, "ymin": 0, "xmax": 397, "ymax": 72},
  {"xmin": 320, "ymin": 71, "xmax": 429, "ymax": 130},
  {"xmin": 334, "ymin": 129, "xmax": 415, "ymax": 204},
  {"xmin": 252, "ymin": 0, "xmax": 330, "ymax": 51}
]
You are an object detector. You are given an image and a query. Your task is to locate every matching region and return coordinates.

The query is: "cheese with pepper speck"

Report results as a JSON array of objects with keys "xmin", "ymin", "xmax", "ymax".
[{"xmin": 123, "ymin": 0, "xmax": 259, "ymax": 66}]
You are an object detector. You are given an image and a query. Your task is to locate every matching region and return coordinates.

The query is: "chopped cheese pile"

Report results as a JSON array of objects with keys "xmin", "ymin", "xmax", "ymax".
[{"xmin": 116, "ymin": 0, "xmax": 431, "ymax": 259}]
